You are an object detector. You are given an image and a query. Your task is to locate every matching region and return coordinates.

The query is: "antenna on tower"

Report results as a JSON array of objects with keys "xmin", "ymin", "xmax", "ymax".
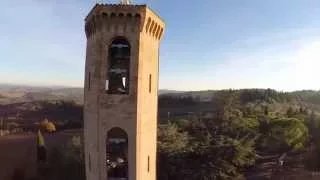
[
  {"xmin": 95, "ymin": 0, "xmax": 104, "ymax": 4},
  {"xmin": 119, "ymin": 0, "xmax": 132, "ymax": 5}
]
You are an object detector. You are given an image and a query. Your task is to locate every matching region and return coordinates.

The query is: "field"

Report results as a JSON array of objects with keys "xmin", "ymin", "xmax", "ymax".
[{"xmin": 0, "ymin": 130, "xmax": 82, "ymax": 180}]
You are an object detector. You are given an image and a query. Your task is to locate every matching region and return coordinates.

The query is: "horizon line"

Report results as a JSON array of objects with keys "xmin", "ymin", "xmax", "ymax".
[{"xmin": 0, "ymin": 82, "xmax": 319, "ymax": 93}]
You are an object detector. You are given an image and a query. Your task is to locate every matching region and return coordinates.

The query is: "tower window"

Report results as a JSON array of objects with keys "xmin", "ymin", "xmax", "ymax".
[
  {"xmin": 88, "ymin": 72, "xmax": 91, "ymax": 90},
  {"xmin": 149, "ymin": 74, "xmax": 152, "ymax": 93},
  {"xmin": 89, "ymin": 154, "xmax": 91, "ymax": 171},
  {"xmin": 106, "ymin": 127, "xmax": 128, "ymax": 179},
  {"xmin": 105, "ymin": 80, "xmax": 109, "ymax": 91},
  {"xmin": 107, "ymin": 38, "xmax": 130, "ymax": 94},
  {"xmin": 147, "ymin": 156, "xmax": 150, "ymax": 172}
]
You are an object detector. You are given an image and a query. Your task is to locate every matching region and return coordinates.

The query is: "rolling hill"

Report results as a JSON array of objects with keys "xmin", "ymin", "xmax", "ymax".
[
  {"xmin": 0, "ymin": 84, "xmax": 185, "ymax": 105},
  {"xmin": 0, "ymin": 84, "xmax": 84, "ymax": 105},
  {"xmin": 2, "ymin": 83, "xmax": 320, "ymax": 122}
]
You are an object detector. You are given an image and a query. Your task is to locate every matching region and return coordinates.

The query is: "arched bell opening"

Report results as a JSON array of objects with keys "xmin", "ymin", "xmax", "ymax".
[
  {"xmin": 106, "ymin": 37, "xmax": 131, "ymax": 94},
  {"xmin": 106, "ymin": 127, "xmax": 128, "ymax": 179}
]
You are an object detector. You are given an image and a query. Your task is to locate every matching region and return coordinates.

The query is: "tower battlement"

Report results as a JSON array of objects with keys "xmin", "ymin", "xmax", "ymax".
[{"xmin": 85, "ymin": 4, "xmax": 164, "ymax": 40}]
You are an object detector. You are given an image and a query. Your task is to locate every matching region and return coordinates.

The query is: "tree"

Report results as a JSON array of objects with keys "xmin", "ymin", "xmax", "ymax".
[
  {"xmin": 40, "ymin": 119, "xmax": 56, "ymax": 133},
  {"xmin": 46, "ymin": 122, "xmax": 56, "ymax": 133},
  {"xmin": 157, "ymin": 122, "xmax": 190, "ymax": 180},
  {"xmin": 37, "ymin": 130, "xmax": 47, "ymax": 163},
  {"xmin": 157, "ymin": 117, "xmax": 257, "ymax": 180},
  {"xmin": 307, "ymin": 111, "xmax": 317, "ymax": 135},
  {"xmin": 158, "ymin": 122, "xmax": 189, "ymax": 154},
  {"xmin": 268, "ymin": 118, "xmax": 308, "ymax": 152},
  {"xmin": 264, "ymin": 106, "xmax": 269, "ymax": 116},
  {"xmin": 36, "ymin": 136, "xmax": 85, "ymax": 180},
  {"xmin": 299, "ymin": 107, "xmax": 304, "ymax": 114},
  {"xmin": 286, "ymin": 107, "xmax": 294, "ymax": 117}
]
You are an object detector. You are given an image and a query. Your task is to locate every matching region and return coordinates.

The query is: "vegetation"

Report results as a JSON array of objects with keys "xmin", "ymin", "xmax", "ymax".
[
  {"xmin": 42, "ymin": 140, "xmax": 85, "ymax": 180},
  {"xmin": 26, "ymin": 135, "xmax": 85, "ymax": 180},
  {"xmin": 158, "ymin": 120, "xmax": 257, "ymax": 180},
  {"xmin": 0, "ymin": 100, "xmax": 83, "ymax": 134},
  {"xmin": 157, "ymin": 89, "xmax": 320, "ymax": 179},
  {"xmin": 40, "ymin": 119, "xmax": 56, "ymax": 133},
  {"xmin": 5, "ymin": 88, "xmax": 320, "ymax": 179}
]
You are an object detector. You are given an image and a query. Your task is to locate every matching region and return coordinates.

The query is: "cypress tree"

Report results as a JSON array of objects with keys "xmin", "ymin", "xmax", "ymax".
[{"xmin": 37, "ymin": 130, "xmax": 47, "ymax": 163}]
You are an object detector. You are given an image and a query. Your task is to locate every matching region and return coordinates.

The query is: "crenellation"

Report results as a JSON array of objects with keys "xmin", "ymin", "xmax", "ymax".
[
  {"xmin": 155, "ymin": 26, "xmax": 160, "ymax": 39},
  {"xmin": 85, "ymin": 4, "xmax": 145, "ymax": 22},
  {"xmin": 149, "ymin": 21, "xmax": 154, "ymax": 34},
  {"xmin": 95, "ymin": 15, "xmax": 103, "ymax": 30},
  {"xmin": 158, "ymin": 28, "xmax": 164, "ymax": 40},
  {"xmin": 85, "ymin": 4, "xmax": 164, "ymax": 39},
  {"xmin": 134, "ymin": 13, "xmax": 141, "ymax": 18},
  {"xmin": 85, "ymin": 12, "xmax": 144, "ymax": 38},
  {"xmin": 141, "ymin": 17, "xmax": 165, "ymax": 40},
  {"xmin": 152, "ymin": 24, "xmax": 158, "ymax": 36},
  {"xmin": 152, "ymin": 24, "xmax": 156, "ymax": 36},
  {"xmin": 110, "ymin": 12, "xmax": 116, "ymax": 18},
  {"xmin": 145, "ymin": 18, "xmax": 151, "ymax": 33},
  {"xmin": 102, "ymin": 12, "xmax": 108, "ymax": 17}
]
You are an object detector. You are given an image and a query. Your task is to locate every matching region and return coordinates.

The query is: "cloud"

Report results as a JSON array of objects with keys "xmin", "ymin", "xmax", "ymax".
[
  {"xmin": 159, "ymin": 27, "xmax": 320, "ymax": 91},
  {"xmin": 203, "ymin": 37, "xmax": 320, "ymax": 91},
  {"xmin": 280, "ymin": 40, "xmax": 320, "ymax": 89}
]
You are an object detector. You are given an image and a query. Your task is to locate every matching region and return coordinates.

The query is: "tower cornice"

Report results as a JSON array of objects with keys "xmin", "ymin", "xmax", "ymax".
[{"xmin": 84, "ymin": 3, "xmax": 165, "ymax": 40}]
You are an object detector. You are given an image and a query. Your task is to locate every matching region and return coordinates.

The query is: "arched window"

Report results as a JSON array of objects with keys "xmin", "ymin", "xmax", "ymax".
[
  {"xmin": 107, "ymin": 38, "xmax": 130, "ymax": 94},
  {"xmin": 106, "ymin": 127, "xmax": 128, "ymax": 179}
]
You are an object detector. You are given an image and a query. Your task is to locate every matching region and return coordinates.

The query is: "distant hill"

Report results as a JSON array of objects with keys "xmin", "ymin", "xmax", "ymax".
[
  {"xmin": 157, "ymin": 88, "xmax": 320, "ymax": 119},
  {"xmin": 0, "ymin": 83, "xmax": 69, "ymax": 92},
  {"xmin": 158, "ymin": 89, "xmax": 185, "ymax": 95},
  {"xmin": 2, "ymin": 83, "xmax": 320, "ymax": 126},
  {"xmin": 0, "ymin": 84, "xmax": 185, "ymax": 105},
  {"xmin": 291, "ymin": 90, "xmax": 320, "ymax": 104},
  {"xmin": 2, "ymin": 84, "xmax": 320, "ymax": 114},
  {"xmin": 0, "ymin": 84, "xmax": 83, "ymax": 105}
]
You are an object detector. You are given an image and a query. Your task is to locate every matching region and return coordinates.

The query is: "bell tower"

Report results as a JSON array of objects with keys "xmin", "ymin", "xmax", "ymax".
[{"xmin": 83, "ymin": 2, "xmax": 165, "ymax": 180}]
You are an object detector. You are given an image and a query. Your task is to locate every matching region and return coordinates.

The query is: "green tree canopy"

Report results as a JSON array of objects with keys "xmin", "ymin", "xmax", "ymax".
[{"xmin": 269, "ymin": 118, "xmax": 308, "ymax": 151}]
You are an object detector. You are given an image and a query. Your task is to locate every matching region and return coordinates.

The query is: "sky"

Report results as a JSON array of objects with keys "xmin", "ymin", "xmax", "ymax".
[{"xmin": 1, "ymin": 0, "xmax": 320, "ymax": 91}]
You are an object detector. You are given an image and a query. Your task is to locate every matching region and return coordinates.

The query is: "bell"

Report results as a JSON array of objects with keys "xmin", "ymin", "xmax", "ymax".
[{"xmin": 122, "ymin": 77, "xmax": 126, "ymax": 88}]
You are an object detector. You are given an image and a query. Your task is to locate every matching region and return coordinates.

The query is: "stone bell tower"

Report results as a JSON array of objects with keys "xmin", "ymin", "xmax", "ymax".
[{"xmin": 83, "ymin": 2, "xmax": 165, "ymax": 180}]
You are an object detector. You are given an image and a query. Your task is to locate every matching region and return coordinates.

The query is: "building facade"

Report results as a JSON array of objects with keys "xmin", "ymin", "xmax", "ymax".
[{"xmin": 83, "ymin": 3, "xmax": 165, "ymax": 180}]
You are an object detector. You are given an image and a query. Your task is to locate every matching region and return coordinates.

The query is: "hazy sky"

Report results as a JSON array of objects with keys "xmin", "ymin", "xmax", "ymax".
[{"xmin": 1, "ymin": 0, "xmax": 320, "ymax": 91}]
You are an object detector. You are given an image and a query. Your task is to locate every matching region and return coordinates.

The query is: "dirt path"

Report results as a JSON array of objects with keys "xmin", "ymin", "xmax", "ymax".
[{"xmin": 246, "ymin": 150, "xmax": 320, "ymax": 180}]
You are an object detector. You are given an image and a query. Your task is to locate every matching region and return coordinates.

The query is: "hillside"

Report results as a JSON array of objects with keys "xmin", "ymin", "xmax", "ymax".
[
  {"xmin": 0, "ymin": 84, "xmax": 184, "ymax": 105},
  {"xmin": 0, "ymin": 84, "xmax": 84, "ymax": 105},
  {"xmin": 2, "ymin": 85, "xmax": 320, "ymax": 179},
  {"xmin": 158, "ymin": 88, "xmax": 320, "ymax": 119},
  {"xmin": 157, "ymin": 89, "xmax": 320, "ymax": 179},
  {"xmin": 2, "ymin": 84, "xmax": 320, "ymax": 123}
]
